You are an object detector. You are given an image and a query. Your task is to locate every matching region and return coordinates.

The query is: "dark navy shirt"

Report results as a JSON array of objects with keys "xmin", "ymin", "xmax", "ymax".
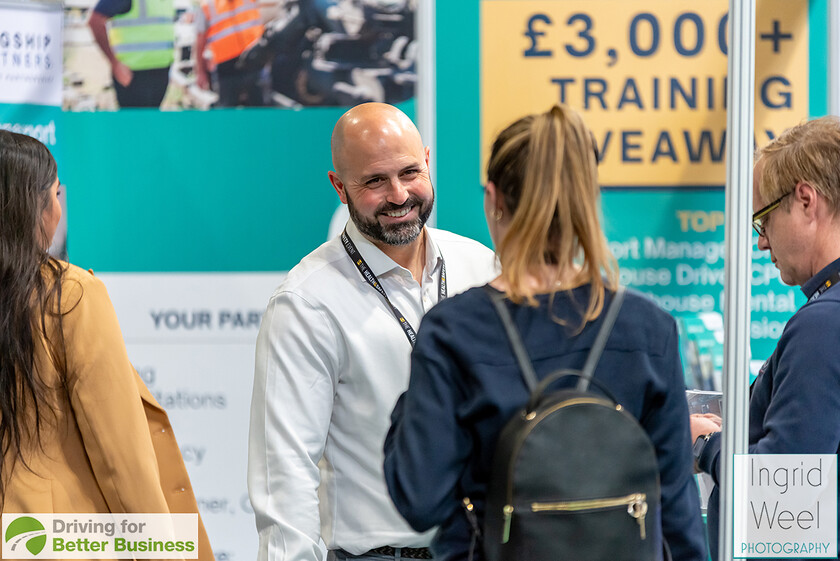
[
  {"xmin": 93, "ymin": 0, "xmax": 132, "ymax": 18},
  {"xmin": 700, "ymin": 257, "xmax": 840, "ymax": 560},
  {"xmin": 384, "ymin": 284, "xmax": 707, "ymax": 561}
]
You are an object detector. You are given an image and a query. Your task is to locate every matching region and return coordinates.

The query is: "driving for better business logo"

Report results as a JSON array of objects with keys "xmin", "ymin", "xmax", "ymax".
[
  {"xmin": 4, "ymin": 516, "xmax": 46, "ymax": 555},
  {"xmin": 2, "ymin": 513, "xmax": 198, "ymax": 559}
]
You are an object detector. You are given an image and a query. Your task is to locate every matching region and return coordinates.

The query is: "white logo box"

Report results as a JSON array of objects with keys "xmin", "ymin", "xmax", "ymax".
[
  {"xmin": 2, "ymin": 514, "xmax": 198, "ymax": 559},
  {"xmin": 734, "ymin": 454, "xmax": 837, "ymax": 558}
]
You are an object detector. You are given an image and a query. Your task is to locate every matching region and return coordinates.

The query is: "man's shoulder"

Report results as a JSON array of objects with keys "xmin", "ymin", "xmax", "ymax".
[
  {"xmin": 428, "ymin": 227, "xmax": 493, "ymax": 254},
  {"xmin": 268, "ymin": 237, "xmax": 352, "ymax": 303},
  {"xmin": 790, "ymin": 290, "xmax": 840, "ymax": 328},
  {"xmin": 428, "ymin": 227, "xmax": 497, "ymax": 290},
  {"xmin": 427, "ymin": 227, "xmax": 496, "ymax": 268},
  {"xmin": 773, "ymin": 291, "xmax": 840, "ymax": 356}
]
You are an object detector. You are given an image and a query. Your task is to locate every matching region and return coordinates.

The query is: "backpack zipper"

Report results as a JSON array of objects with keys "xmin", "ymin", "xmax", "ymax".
[
  {"xmin": 498, "ymin": 396, "xmax": 620, "ymax": 544},
  {"xmin": 531, "ymin": 493, "xmax": 648, "ymax": 540}
]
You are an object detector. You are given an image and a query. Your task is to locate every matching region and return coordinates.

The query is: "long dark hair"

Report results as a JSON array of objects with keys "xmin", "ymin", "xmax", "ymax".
[{"xmin": 0, "ymin": 130, "xmax": 64, "ymax": 497}]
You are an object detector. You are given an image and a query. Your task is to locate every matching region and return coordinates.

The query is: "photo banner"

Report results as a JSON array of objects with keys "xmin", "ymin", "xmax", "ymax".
[{"xmin": 63, "ymin": 0, "xmax": 416, "ymax": 111}]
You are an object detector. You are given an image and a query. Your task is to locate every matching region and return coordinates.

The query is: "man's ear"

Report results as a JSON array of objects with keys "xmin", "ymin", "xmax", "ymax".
[
  {"xmin": 795, "ymin": 181, "xmax": 817, "ymax": 218},
  {"xmin": 424, "ymin": 145, "xmax": 431, "ymax": 169},
  {"xmin": 328, "ymin": 171, "xmax": 348, "ymax": 204}
]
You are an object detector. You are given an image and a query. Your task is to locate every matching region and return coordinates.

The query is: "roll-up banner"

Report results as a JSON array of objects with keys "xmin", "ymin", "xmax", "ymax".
[
  {"xmin": 59, "ymin": 2, "xmax": 418, "ymax": 559},
  {"xmin": 0, "ymin": 0, "xmax": 65, "ymax": 258},
  {"xmin": 438, "ymin": 0, "xmax": 826, "ymax": 388}
]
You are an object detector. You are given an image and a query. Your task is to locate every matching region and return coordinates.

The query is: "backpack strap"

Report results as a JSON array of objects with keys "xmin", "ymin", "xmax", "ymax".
[
  {"xmin": 485, "ymin": 285, "xmax": 539, "ymax": 392},
  {"xmin": 485, "ymin": 285, "xmax": 626, "ymax": 394},
  {"xmin": 576, "ymin": 286, "xmax": 626, "ymax": 392}
]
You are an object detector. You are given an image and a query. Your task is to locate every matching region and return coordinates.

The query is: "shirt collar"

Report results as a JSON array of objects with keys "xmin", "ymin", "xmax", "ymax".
[
  {"xmin": 344, "ymin": 219, "xmax": 438, "ymax": 278},
  {"xmin": 423, "ymin": 226, "xmax": 443, "ymax": 279},
  {"xmin": 801, "ymin": 256, "xmax": 840, "ymax": 299}
]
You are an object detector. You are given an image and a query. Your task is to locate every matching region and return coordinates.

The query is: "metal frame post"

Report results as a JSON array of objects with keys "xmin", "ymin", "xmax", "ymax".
[
  {"xmin": 416, "ymin": 0, "xmax": 437, "ymax": 226},
  {"xmin": 830, "ymin": 0, "xmax": 840, "ymax": 115},
  {"xmin": 721, "ymin": 0, "xmax": 755, "ymax": 559}
]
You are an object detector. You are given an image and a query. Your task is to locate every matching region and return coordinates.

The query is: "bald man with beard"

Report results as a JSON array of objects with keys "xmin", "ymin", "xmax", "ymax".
[{"xmin": 248, "ymin": 103, "xmax": 497, "ymax": 561}]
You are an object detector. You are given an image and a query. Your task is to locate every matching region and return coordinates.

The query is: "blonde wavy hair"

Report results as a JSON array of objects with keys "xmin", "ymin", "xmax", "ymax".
[{"xmin": 487, "ymin": 104, "xmax": 618, "ymax": 328}]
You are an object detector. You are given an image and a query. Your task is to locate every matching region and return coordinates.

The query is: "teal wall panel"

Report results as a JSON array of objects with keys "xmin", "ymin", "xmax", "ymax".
[{"xmin": 62, "ymin": 101, "xmax": 414, "ymax": 272}]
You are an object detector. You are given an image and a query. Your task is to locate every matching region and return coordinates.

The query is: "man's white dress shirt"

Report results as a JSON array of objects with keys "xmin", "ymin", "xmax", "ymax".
[{"xmin": 249, "ymin": 220, "xmax": 497, "ymax": 561}]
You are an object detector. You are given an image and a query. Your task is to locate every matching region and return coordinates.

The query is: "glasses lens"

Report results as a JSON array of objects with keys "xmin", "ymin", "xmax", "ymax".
[{"xmin": 751, "ymin": 197, "xmax": 784, "ymax": 237}]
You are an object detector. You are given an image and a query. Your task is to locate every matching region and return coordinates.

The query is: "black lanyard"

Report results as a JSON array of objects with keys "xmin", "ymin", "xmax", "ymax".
[
  {"xmin": 341, "ymin": 229, "xmax": 447, "ymax": 347},
  {"xmin": 808, "ymin": 271, "xmax": 840, "ymax": 303}
]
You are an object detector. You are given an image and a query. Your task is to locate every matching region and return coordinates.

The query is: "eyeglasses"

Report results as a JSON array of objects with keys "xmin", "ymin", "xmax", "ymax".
[{"xmin": 752, "ymin": 191, "xmax": 792, "ymax": 237}]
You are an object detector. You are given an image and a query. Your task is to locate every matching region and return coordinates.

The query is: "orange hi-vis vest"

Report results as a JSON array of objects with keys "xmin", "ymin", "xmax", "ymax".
[{"xmin": 202, "ymin": 0, "xmax": 264, "ymax": 65}]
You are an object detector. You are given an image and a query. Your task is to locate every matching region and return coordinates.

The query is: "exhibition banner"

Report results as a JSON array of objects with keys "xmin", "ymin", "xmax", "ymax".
[
  {"xmin": 58, "ymin": 4, "xmax": 421, "ymax": 560},
  {"xmin": 98, "ymin": 273, "xmax": 285, "ymax": 561},
  {"xmin": 0, "ymin": 0, "xmax": 63, "ymax": 134},
  {"xmin": 473, "ymin": 0, "xmax": 817, "ymax": 371},
  {"xmin": 0, "ymin": 1, "xmax": 62, "ymax": 106},
  {"xmin": 60, "ymin": 0, "xmax": 418, "ymax": 273},
  {"xmin": 0, "ymin": 0, "xmax": 65, "ymax": 256},
  {"xmin": 481, "ymin": 0, "xmax": 808, "ymax": 185},
  {"xmin": 600, "ymin": 190, "xmax": 794, "ymax": 383},
  {"xmin": 0, "ymin": 0, "xmax": 62, "ymax": 153},
  {"xmin": 2, "ymin": 2, "xmax": 421, "ymax": 559}
]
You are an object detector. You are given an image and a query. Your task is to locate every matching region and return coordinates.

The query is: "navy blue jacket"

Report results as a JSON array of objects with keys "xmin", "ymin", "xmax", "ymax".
[
  {"xmin": 384, "ymin": 284, "xmax": 707, "ymax": 561},
  {"xmin": 699, "ymin": 257, "xmax": 840, "ymax": 561}
]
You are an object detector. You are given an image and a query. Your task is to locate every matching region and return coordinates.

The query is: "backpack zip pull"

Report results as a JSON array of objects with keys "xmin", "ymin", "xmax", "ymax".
[
  {"xmin": 502, "ymin": 505, "xmax": 514, "ymax": 543},
  {"xmin": 462, "ymin": 498, "xmax": 482, "ymax": 561},
  {"xmin": 462, "ymin": 497, "xmax": 481, "ymax": 535},
  {"xmin": 628, "ymin": 495, "xmax": 648, "ymax": 540}
]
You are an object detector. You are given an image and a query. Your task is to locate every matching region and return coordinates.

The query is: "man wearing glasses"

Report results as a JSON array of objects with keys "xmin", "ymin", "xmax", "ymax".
[{"xmin": 691, "ymin": 116, "xmax": 840, "ymax": 560}]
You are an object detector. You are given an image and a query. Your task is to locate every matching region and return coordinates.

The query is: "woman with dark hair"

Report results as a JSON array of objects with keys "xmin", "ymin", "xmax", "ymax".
[
  {"xmin": 383, "ymin": 105, "xmax": 706, "ymax": 561},
  {"xmin": 0, "ymin": 130, "xmax": 213, "ymax": 559}
]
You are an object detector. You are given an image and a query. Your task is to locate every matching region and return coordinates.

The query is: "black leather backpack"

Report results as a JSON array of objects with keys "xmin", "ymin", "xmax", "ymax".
[{"xmin": 482, "ymin": 286, "xmax": 664, "ymax": 561}]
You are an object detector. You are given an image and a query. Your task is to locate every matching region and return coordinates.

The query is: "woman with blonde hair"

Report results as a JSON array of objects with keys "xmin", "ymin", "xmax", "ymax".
[
  {"xmin": 0, "ymin": 130, "xmax": 212, "ymax": 559},
  {"xmin": 383, "ymin": 105, "xmax": 705, "ymax": 561}
]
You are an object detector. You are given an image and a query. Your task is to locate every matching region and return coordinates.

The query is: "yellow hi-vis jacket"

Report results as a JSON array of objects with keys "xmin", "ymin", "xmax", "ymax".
[{"xmin": 109, "ymin": 0, "xmax": 175, "ymax": 71}]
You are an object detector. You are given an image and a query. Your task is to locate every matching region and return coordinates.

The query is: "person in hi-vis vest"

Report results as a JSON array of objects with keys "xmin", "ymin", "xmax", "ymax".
[
  {"xmin": 88, "ymin": 0, "xmax": 175, "ymax": 108},
  {"xmin": 195, "ymin": 0, "xmax": 265, "ymax": 107}
]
